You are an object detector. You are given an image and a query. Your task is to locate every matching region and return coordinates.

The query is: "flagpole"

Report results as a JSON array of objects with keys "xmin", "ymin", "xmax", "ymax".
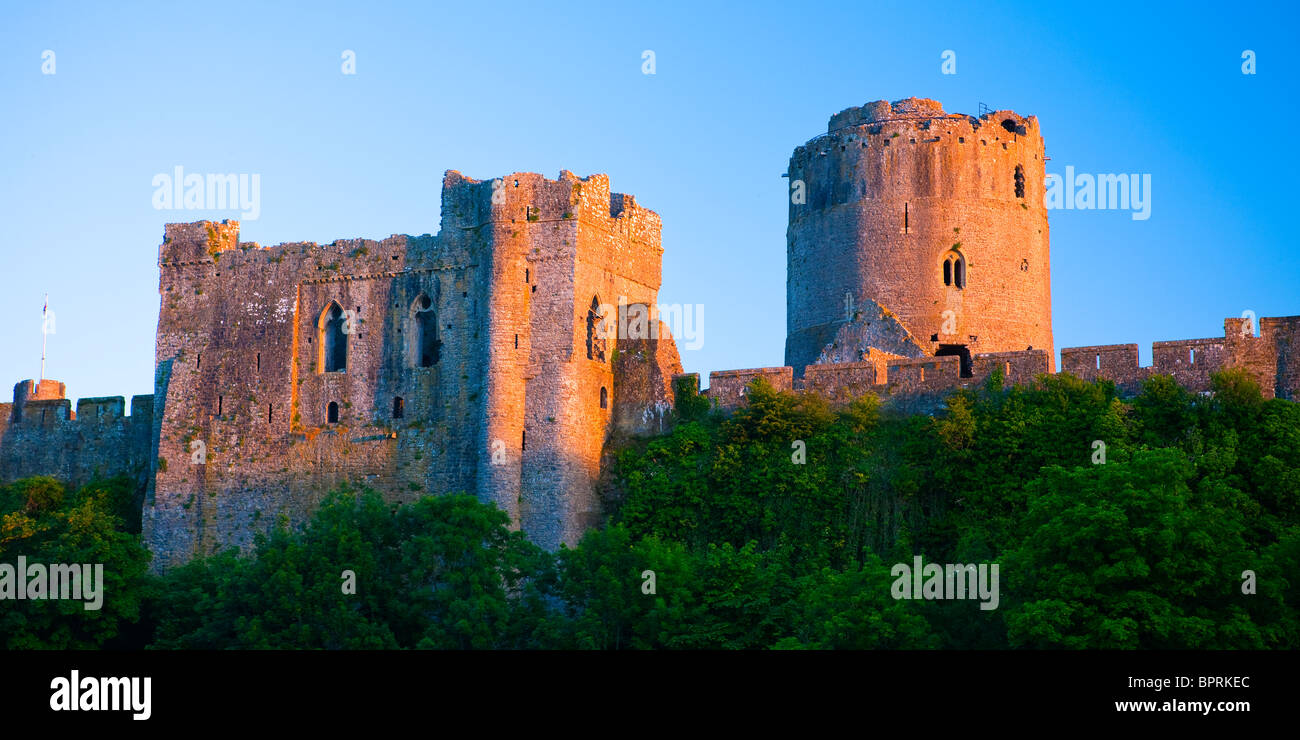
[{"xmin": 41, "ymin": 294, "xmax": 48, "ymax": 381}]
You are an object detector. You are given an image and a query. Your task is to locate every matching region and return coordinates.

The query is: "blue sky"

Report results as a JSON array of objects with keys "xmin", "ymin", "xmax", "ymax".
[{"xmin": 1, "ymin": 0, "xmax": 1296, "ymax": 404}]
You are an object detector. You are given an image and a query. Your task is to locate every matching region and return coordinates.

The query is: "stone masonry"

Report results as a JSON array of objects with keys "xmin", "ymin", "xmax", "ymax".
[
  {"xmin": 1, "ymin": 98, "xmax": 1296, "ymax": 571},
  {"xmin": 786, "ymin": 98, "xmax": 1054, "ymax": 378},
  {"xmin": 1, "ymin": 170, "xmax": 682, "ymax": 571}
]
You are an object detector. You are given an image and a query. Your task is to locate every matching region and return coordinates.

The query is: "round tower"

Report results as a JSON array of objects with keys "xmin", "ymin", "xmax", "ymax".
[{"xmin": 785, "ymin": 97, "xmax": 1053, "ymax": 377}]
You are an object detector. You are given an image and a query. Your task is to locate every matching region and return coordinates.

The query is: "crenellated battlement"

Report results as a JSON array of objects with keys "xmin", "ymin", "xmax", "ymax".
[
  {"xmin": 696, "ymin": 348, "xmax": 1051, "ymax": 408},
  {"xmin": 1059, "ymin": 316, "xmax": 1300, "ymax": 398},
  {"xmin": 438, "ymin": 169, "xmax": 662, "ymax": 250},
  {"xmin": 5, "ymin": 99, "xmax": 1296, "ymax": 575},
  {"xmin": 699, "ymin": 314, "xmax": 1300, "ymax": 410},
  {"xmin": 0, "ymin": 381, "xmax": 154, "ymax": 491}
]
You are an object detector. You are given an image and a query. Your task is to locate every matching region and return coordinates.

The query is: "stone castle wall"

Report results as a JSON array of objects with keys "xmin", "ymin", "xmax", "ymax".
[
  {"xmin": 1059, "ymin": 316, "xmax": 1300, "ymax": 399},
  {"xmin": 3, "ymin": 97, "xmax": 1297, "ymax": 573},
  {"xmin": 0, "ymin": 381, "xmax": 153, "ymax": 493},
  {"xmin": 700, "ymin": 315, "xmax": 1300, "ymax": 409},
  {"xmin": 110, "ymin": 169, "xmax": 676, "ymax": 570}
]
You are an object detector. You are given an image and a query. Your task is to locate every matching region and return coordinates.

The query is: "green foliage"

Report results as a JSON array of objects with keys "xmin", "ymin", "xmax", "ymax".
[
  {"xmin": 671, "ymin": 374, "xmax": 711, "ymax": 422},
  {"xmin": 0, "ymin": 477, "xmax": 152, "ymax": 649},
  {"xmin": 1002, "ymin": 450, "xmax": 1255, "ymax": 648},
  {"xmin": 12, "ymin": 364, "xmax": 1298, "ymax": 650},
  {"xmin": 601, "ymin": 369, "xmax": 1299, "ymax": 648},
  {"xmin": 150, "ymin": 490, "xmax": 557, "ymax": 649}
]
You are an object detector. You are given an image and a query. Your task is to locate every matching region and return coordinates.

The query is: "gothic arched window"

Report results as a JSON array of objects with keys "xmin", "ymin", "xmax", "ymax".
[
  {"xmin": 320, "ymin": 302, "xmax": 347, "ymax": 372},
  {"xmin": 412, "ymin": 293, "xmax": 441, "ymax": 367},
  {"xmin": 941, "ymin": 251, "xmax": 966, "ymax": 290}
]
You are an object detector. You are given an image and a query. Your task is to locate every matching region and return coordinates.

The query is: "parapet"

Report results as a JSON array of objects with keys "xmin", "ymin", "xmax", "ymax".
[
  {"xmin": 15, "ymin": 399, "xmax": 71, "ymax": 427},
  {"xmin": 439, "ymin": 169, "xmax": 662, "ymax": 249},
  {"xmin": 161, "ymin": 220, "xmax": 240, "ymax": 264},
  {"xmin": 706, "ymin": 348, "xmax": 1051, "ymax": 412},
  {"xmin": 707, "ymin": 367, "xmax": 794, "ymax": 411},
  {"xmin": 131, "ymin": 395, "xmax": 154, "ymax": 420},
  {"xmin": 886, "ymin": 355, "xmax": 961, "ymax": 393},
  {"xmin": 816, "ymin": 96, "xmax": 1040, "ymax": 143},
  {"xmin": 76, "ymin": 397, "xmax": 125, "ymax": 424},
  {"xmin": 7, "ymin": 381, "xmax": 154, "ymax": 427},
  {"xmin": 11, "ymin": 379, "xmax": 66, "ymax": 423},
  {"xmin": 827, "ymin": 97, "xmax": 949, "ymax": 130},
  {"xmin": 673, "ymin": 372, "xmax": 701, "ymax": 397},
  {"xmin": 1056, "ymin": 315, "xmax": 1300, "ymax": 398},
  {"xmin": 971, "ymin": 350, "xmax": 1050, "ymax": 386},
  {"xmin": 803, "ymin": 361, "xmax": 885, "ymax": 402},
  {"xmin": 14, "ymin": 379, "xmax": 65, "ymax": 402},
  {"xmin": 1060, "ymin": 344, "xmax": 1142, "ymax": 387}
]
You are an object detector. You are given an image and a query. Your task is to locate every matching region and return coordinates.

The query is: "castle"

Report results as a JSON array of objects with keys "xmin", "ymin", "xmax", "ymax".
[{"xmin": 2, "ymin": 98, "xmax": 1297, "ymax": 570}]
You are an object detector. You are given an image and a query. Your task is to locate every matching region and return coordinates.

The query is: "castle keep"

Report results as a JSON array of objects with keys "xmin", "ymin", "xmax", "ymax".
[
  {"xmin": 4, "ymin": 170, "xmax": 683, "ymax": 570},
  {"xmin": 1, "ymin": 98, "xmax": 1297, "ymax": 570},
  {"xmin": 786, "ymin": 98, "xmax": 1053, "ymax": 377}
]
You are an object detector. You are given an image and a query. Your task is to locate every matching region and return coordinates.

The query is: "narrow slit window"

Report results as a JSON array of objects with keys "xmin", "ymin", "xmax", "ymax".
[
  {"xmin": 393, "ymin": 397, "xmax": 404, "ymax": 419},
  {"xmin": 600, "ymin": 386, "xmax": 608, "ymax": 409},
  {"xmin": 327, "ymin": 402, "xmax": 339, "ymax": 424},
  {"xmin": 586, "ymin": 296, "xmax": 606, "ymax": 361},
  {"xmin": 1014, "ymin": 164, "xmax": 1026, "ymax": 199},
  {"xmin": 943, "ymin": 258, "xmax": 952, "ymax": 286}
]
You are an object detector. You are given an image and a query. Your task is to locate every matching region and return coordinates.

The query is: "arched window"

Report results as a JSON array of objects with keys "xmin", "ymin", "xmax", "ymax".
[
  {"xmin": 600, "ymin": 386, "xmax": 608, "ymax": 409},
  {"xmin": 586, "ymin": 296, "xmax": 606, "ymax": 362},
  {"xmin": 411, "ymin": 293, "xmax": 441, "ymax": 367},
  {"xmin": 941, "ymin": 250, "xmax": 966, "ymax": 289},
  {"xmin": 327, "ymin": 402, "xmax": 339, "ymax": 424},
  {"xmin": 1014, "ymin": 164, "xmax": 1025, "ymax": 199},
  {"xmin": 393, "ymin": 397, "xmax": 404, "ymax": 419},
  {"xmin": 320, "ymin": 302, "xmax": 347, "ymax": 372}
]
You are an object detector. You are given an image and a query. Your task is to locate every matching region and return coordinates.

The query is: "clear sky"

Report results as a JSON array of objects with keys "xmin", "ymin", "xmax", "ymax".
[{"xmin": 1, "ymin": 0, "xmax": 1296, "ymax": 404}]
